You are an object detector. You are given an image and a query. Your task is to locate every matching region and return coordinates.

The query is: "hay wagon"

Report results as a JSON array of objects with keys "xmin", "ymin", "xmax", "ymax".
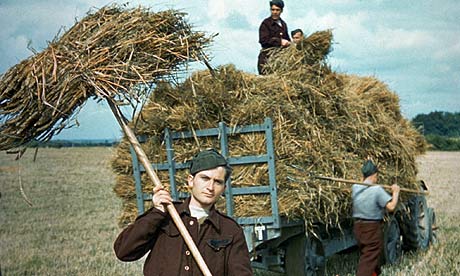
[{"xmin": 128, "ymin": 117, "xmax": 436, "ymax": 275}]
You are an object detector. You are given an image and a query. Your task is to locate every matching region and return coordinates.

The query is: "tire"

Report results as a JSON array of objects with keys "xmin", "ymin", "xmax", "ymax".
[
  {"xmin": 383, "ymin": 215, "xmax": 402, "ymax": 264},
  {"xmin": 427, "ymin": 207, "xmax": 437, "ymax": 244},
  {"xmin": 284, "ymin": 234, "xmax": 325, "ymax": 276},
  {"xmin": 400, "ymin": 195, "xmax": 431, "ymax": 251}
]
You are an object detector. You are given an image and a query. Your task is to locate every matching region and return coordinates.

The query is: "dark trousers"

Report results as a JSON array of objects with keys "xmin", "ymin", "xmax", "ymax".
[{"xmin": 353, "ymin": 221, "xmax": 383, "ymax": 276}]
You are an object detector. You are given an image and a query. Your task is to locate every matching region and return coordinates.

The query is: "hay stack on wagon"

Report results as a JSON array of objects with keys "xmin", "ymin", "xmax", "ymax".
[
  {"xmin": 0, "ymin": 5, "xmax": 210, "ymax": 151},
  {"xmin": 111, "ymin": 30, "xmax": 427, "ymax": 229}
]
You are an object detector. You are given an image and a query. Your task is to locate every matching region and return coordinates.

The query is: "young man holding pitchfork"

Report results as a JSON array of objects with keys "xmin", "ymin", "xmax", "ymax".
[{"xmin": 114, "ymin": 149, "xmax": 253, "ymax": 275}]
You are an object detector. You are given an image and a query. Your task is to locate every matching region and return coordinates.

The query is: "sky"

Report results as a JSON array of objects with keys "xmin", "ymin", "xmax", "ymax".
[{"xmin": 1, "ymin": 0, "xmax": 459, "ymax": 140}]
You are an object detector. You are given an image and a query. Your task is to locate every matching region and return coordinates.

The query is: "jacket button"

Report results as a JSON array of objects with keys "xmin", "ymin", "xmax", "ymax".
[
  {"xmin": 184, "ymin": 265, "xmax": 190, "ymax": 271},
  {"xmin": 189, "ymin": 221, "xmax": 194, "ymax": 226},
  {"xmin": 185, "ymin": 250, "xmax": 191, "ymax": 256}
]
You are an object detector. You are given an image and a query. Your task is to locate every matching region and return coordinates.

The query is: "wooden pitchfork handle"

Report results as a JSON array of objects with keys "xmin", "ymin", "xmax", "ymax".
[
  {"xmin": 313, "ymin": 175, "xmax": 429, "ymax": 195},
  {"xmin": 107, "ymin": 99, "xmax": 212, "ymax": 276}
]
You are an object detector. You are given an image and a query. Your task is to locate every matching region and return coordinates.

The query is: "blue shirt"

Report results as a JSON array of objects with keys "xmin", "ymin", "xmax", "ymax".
[{"xmin": 352, "ymin": 181, "xmax": 392, "ymax": 220}]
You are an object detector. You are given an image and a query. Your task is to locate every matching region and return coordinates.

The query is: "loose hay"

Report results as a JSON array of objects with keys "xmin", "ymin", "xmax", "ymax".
[
  {"xmin": 0, "ymin": 4, "xmax": 210, "ymax": 150},
  {"xmin": 111, "ymin": 31, "xmax": 427, "ymax": 229}
]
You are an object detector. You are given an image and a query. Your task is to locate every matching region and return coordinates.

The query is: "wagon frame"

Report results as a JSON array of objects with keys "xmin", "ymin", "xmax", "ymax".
[{"xmin": 129, "ymin": 117, "xmax": 435, "ymax": 275}]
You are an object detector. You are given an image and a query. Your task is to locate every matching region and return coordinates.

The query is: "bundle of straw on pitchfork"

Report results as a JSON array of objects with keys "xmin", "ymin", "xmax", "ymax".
[
  {"xmin": 0, "ymin": 4, "xmax": 216, "ymax": 275},
  {"xmin": 0, "ymin": 4, "xmax": 210, "ymax": 150}
]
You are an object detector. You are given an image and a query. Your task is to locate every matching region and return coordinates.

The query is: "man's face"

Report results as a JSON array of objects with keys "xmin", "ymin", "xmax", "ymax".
[
  {"xmin": 270, "ymin": 5, "xmax": 282, "ymax": 20},
  {"xmin": 188, "ymin": 166, "xmax": 226, "ymax": 209},
  {"xmin": 292, "ymin": 32, "xmax": 303, "ymax": 44}
]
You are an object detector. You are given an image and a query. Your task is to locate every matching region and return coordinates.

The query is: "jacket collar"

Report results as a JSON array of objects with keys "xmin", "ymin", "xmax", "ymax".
[
  {"xmin": 267, "ymin": 16, "xmax": 284, "ymax": 26},
  {"xmin": 177, "ymin": 197, "xmax": 222, "ymax": 232}
]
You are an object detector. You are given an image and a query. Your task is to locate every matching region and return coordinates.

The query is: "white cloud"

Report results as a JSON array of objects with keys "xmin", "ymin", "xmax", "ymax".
[
  {"xmin": 206, "ymin": 0, "xmax": 264, "ymax": 27},
  {"xmin": 286, "ymin": 9, "xmax": 372, "ymax": 57},
  {"xmin": 324, "ymin": 0, "xmax": 357, "ymax": 4},
  {"xmin": 434, "ymin": 38, "xmax": 460, "ymax": 60},
  {"xmin": 208, "ymin": 27, "xmax": 259, "ymax": 73},
  {"xmin": 207, "ymin": 1, "xmax": 227, "ymax": 21},
  {"xmin": 375, "ymin": 28, "xmax": 436, "ymax": 50}
]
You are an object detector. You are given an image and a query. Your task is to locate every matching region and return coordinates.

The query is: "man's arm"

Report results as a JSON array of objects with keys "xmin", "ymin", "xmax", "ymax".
[
  {"xmin": 283, "ymin": 21, "xmax": 291, "ymax": 41},
  {"xmin": 114, "ymin": 186, "xmax": 172, "ymax": 261},
  {"xmin": 385, "ymin": 184, "xmax": 400, "ymax": 212},
  {"xmin": 113, "ymin": 207, "xmax": 167, "ymax": 261}
]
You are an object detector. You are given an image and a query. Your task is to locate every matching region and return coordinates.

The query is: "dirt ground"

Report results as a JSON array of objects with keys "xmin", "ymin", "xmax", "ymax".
[{"xmin": 416, "ymin": 151, "xmax": 460, "ymax": 216}]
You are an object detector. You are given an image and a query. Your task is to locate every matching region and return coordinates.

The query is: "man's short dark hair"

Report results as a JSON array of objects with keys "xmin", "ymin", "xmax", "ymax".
[
  {"xmin": 270, "ymin": 0, "xmax": 284, "ymax": 9},
  {"xmin": 291, "ymin": 29, "xmax": 303, "ymax": 37}
]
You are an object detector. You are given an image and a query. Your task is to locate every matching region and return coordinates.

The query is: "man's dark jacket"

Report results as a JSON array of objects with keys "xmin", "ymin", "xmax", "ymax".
[
  {"xmin": 257, "ymin": 16, "xmax": 290, "ymax": 74},
  {"xmin": 114, "ymin": 197, "xmax": 253, "ymax": 276}
]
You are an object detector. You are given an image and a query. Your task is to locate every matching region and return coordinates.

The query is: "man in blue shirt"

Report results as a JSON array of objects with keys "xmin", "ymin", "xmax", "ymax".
[{"xmin": 352, "ymin": 159, "xmax": 400, "ymax": 276}]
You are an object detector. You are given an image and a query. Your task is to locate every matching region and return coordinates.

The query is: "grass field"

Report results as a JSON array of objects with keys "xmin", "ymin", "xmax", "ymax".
[{"xmin": 1, "ymin": 148, "xmax": 459, "ymax": 275}]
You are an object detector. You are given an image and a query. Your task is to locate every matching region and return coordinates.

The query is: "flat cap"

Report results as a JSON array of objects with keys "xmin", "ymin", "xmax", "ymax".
[
  {"xmin": 361, "ymin": 159, "xmax": 379, "ymax": 178},
  {"xmin": 189, "ymin": 149, "xmax": 229, "ymax": 175}
]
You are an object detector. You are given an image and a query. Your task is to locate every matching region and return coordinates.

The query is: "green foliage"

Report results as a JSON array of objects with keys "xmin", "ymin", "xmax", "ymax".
[
  {"xmin": 27, "ymin": 139, "xmax": 119, "ymax": 148},
  {"xmin": 425, "ymin": 135, "xmax": 460, "ymax": 151},
  {"xmin": 412, "ymin": 111, "xmax": 460, "ymax": 137},
  {"xmin": 412, "ymin": 111, "xmax": 460, "ymax": 151}
]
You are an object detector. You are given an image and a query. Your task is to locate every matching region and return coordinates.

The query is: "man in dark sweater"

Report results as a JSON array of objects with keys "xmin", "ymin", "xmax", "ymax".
[
  {"xmin": 114, "ymin": 149, "xmax": 253, "ymax": 275},
  {"xmin": 257, "ymin": 0, "xmax": 291, "ymax": 74}
]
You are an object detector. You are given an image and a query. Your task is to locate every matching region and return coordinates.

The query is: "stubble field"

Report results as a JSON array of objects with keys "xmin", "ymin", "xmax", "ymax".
[{"xmin": 0, "ymin": 148, "xmax": 459, "ymax": 275}]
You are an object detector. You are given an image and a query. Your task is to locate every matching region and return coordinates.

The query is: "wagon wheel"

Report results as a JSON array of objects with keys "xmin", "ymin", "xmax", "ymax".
[
  {"xmin": 427, "ymin": 207, "xmax": 437, "ymax": 244},
  {"xmin": 285, "ymin": 233, "xmax": 325, "ymax": 276},
  {"xmin": 400, "ymin": 195, "xmax": 431, "ymax": 251},
  {"xmin": 383, "ymin": 215, "xmax": 402, "ymax": 264}
]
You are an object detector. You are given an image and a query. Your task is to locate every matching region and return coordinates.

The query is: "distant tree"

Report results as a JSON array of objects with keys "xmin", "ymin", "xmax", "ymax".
[
  {"xmin": 425, "ymin": 134, "xmax": 460, "ymax": 151},
  {"xmin": 27, "ymin": 140, "xmax": 118, "ymax": 148},
  {"xmin": 412, "ymin": 111, "xmax": 460, "ymax": 137}
]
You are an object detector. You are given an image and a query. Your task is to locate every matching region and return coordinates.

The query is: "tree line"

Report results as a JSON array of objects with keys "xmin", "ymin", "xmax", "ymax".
[
  {"xmin": 412, "ymin": 111, "xmax": 460, "ymax": 151},
  {"xmin": 28, "ymin": 139, "xmax": 119, "ymax": 148},
  {"xmin": 25, "ymin": 111, "xmax": 459, "ymax": 151}
]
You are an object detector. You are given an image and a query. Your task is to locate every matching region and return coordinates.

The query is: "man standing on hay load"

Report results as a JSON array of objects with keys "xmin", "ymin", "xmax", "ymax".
[
  {"xmin": 352, "ymin": 159, "xmax": 400, "ymax": 276},
  {"xmin": 114, "ymin": 149, "xmax": 253, "ymax": 275},
  {"xmin": 257, "ymin": 0, "xmax": 291, "ymax": 75}
]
